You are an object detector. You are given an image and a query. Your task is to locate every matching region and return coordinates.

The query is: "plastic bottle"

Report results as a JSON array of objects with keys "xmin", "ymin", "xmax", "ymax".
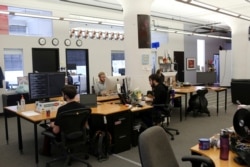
[
  {"xmin": 20, "ymin": 95, "xmax": 26, "ymax": 111},
  {"xmin": 220, "ymin": 130, "xmax": 229, "ymax": 160}
]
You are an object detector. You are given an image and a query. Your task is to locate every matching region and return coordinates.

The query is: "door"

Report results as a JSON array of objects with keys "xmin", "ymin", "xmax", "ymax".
[{"xmin": 174, "ymin": 51, "xmax": 184, "ymax": 82}]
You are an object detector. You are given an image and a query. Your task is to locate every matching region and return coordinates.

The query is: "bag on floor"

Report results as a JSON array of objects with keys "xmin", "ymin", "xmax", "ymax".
[{"xmin": 90, "ymin": 130, "xmax": 112, "ymax": 161}]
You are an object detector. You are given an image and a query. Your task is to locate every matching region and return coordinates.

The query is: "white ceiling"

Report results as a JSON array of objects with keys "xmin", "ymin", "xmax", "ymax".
[{"xmin": 61, "ymin": 0, "xmax": 250, "ymax": 35}]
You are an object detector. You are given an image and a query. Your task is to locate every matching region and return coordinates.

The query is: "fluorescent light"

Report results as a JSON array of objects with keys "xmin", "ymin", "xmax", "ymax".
[
  {"xmin": 155, "ymin": 28, "xmax": 176, "ymax": 33},
  {"xmin": 69, "ymin": 15, "xmax": 124, "ymax": 26},
  {"xmin": 193, "ymin": 33, "xmax": 207, "ymax": 37},
  {"xmin": 63, "ymin": 18, "xmax": 99, "ymax": 24},
  {"xmin": 190, "ymin": 0, "xmax": 218, "ymax": 10},
  {"xmin": 176, "ymin": 31, "xmax": 192, "ymax": 35},
  {"xmin": 219, "ymin": 36, "xmax": 231, "ymax": 40},
  {"xmin": 239, "ymin": 15, "xmax": 250, "ymax": 21},
  {"xmin": 14, "ymin": 13, "xmax": 60, "ymax": 20},
  {"xmin": 0, "ymin": 10, "xmax": 10, "ymax": 15},
  {"xmin": 218, "ymin": 9, "xmax": 239, "ymax": 17}
]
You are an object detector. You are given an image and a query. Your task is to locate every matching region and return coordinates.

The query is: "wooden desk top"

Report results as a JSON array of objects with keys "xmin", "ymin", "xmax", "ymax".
[
  {"xmin": 50, "ymin": 94, "xmax": 119, "ymax": 103},
  {"xmin": 4, "ymin": 102, "xmax": 132, "ymax": 122},
  {"xmin": 191, "ymin": 144, "xmax": 247, "ymax": 167},
  {"xmin": 97, "ymin": 95, "xmax": 119, "ymax": 102},
  {"xmin": 174, "ymin": 86, "xmax": 227, "ymax": 93}
]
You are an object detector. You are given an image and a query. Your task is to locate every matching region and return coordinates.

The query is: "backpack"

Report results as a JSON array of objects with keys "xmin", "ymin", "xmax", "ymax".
[{"xmin": 90, "ymin": 130, "xmax": 112, "ymax": 161}]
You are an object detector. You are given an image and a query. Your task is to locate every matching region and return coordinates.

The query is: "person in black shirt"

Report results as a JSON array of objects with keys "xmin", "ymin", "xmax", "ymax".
[
  {"xmin": 156, "ymin": 68, "xmax": 165, "ymax": 84},
  {"xmin": 149, "ymin": 74, "xmax": 169, "ymax": 125},
  {"xmin": 40, "ymin": 85, "xmax": 89, "ymax": 156}
]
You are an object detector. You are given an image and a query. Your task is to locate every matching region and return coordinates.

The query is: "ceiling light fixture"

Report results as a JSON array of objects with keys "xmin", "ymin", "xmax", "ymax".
[
  {"xmin": 218, "ymin": 9, "xmax": 239, "ymax": 17},
  {"xmin": 0, "ymin": 10, "xmax": 10, "ymax": 15},
  {"xmin": 190, "ymin": 0, "xmax": 218, "ymax": 10},
  {"xmin": 14, "ymin": 12, "xmax": 60, "ymax": 20},
  {"xmin": 239, "ymin": 15, "xmax": 250, "ymax": 21},
  {"xmin": 176, "ymin": 0, "xmax": 250, "ymax": 21}
]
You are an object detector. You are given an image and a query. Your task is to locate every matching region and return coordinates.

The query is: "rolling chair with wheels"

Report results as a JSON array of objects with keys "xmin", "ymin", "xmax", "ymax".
[
  {"xmin": 42, "ymin": 108, "xmax": 92, "ymax": 167},
  {"xmin": 138, "ymin": 126, "xmax": 215, "ymax": 167},
  {"xmin": 156, "ymin": 88, "xmax": 179, "ymax": 140}
]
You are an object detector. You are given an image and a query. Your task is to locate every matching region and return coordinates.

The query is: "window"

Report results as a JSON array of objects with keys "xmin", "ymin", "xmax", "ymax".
[
  {"xmin": 197, "ymin": 39, "xmax": 205, "ymax": 71},
  {"xmin": 0, "ymin": 5, "xmax": 53, "ymax": 37},
  {"xmin": 111, "ymin": 51, "xmax": 125, "ymax": 76},
  {"xmin": 4, "ymin": 48, "xmax": 23, "ymax": 86},
  {"xmin": 66, "ymin": 49, "xmax": 89, "ymax": 93}
]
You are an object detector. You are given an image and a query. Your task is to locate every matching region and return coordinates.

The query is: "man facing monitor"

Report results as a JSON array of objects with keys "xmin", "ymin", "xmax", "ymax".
[
  {"xmin": 40, "ymin": 85, "xmax": 90, "ymax": 156},
  {"xmin": 94, "ymin": 72, "xmax": 107, "ymax": 96}
]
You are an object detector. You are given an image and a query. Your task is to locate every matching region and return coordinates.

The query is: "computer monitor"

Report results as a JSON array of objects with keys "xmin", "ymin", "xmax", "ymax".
[
  {"xmin": 105, "ymin": 76, "xmax": 127, "ymax": 93},
  {"xmin": 28, "ymin": 72, "xmax": 65, "ymax": 101}
]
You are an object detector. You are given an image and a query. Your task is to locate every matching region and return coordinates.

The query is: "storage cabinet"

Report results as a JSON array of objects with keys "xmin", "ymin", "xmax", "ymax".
[{"xmin": 90, "ymin": 110, "xmax": 131, "ymax": 154}]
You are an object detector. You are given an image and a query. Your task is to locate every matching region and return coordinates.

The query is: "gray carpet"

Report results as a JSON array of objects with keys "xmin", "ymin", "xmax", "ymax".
[{"xmin": 0, "ymin": 88, "xmax": 237, "ymax": 167}]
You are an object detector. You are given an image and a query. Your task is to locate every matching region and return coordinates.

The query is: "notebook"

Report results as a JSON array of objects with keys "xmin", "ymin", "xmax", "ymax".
[{"xmin": 79, "ymin": 94, "xmax": 97, "ymax": 107}]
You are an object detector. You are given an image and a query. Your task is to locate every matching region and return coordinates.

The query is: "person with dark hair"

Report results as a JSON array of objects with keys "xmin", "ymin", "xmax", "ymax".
[
  {"xmin": 148, "ymin": 74, "xmax": 169, "ymax": 125},
  {"xmin": 67, "ymin": 71, "xmax": 73, "ymax": 85},
  {"xmin": 40, "ymin": 85, "xmax": 89, "ymax": 156},
  {"xmin": 156, "ymin": 68, "xmax": 165, "ymax": 84}
]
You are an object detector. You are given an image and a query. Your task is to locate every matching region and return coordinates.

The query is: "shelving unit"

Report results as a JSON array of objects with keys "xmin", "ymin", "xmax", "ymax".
[{"xmin": 159, "ymin": 63, "xmax": 178, "ymax": 86}]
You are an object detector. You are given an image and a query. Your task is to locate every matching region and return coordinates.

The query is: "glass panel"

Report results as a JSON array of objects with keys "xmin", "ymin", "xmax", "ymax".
[
  {"xmin": 4, "ymin": 48, "xmax": 23, "ymax": 86},
  {"xmin": 111, "ymin": 51, "xmax": 125, "ymax": 76}
]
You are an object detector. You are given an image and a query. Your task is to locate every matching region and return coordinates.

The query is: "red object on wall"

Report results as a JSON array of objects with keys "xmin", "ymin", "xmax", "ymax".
[{"xmin": 0, "ymin": 5, "xmax": 9, "ymax": 34}]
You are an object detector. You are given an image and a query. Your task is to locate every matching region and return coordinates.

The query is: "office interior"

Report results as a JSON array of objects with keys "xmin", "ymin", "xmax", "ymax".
[{"xmin": 0, "ymin": 0, "xmax": 250, "ymax": 166}]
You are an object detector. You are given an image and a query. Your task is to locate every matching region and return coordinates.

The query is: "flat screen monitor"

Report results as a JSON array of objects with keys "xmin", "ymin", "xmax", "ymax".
[
  {"xmin": 28, "ymin": 72, "xmax": 65, "ymax": 101},
  {"xmin": 105, "ymin": 76, "xmax": 127, "ymax": 93}
]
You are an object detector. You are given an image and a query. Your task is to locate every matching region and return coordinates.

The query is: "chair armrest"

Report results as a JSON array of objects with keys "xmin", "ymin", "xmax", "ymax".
[
  {"xmin": 182, "ymin": 155, "xmax": 215, "ymax": 167},
  {"xmin": 42, "ymin": 131, "xmax": 56, "ymax": 139}
]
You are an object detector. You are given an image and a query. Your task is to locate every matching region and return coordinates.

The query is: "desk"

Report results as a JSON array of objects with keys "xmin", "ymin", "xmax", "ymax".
[
  {"xmin": 4, "ymin": 94, "xmax": 181, "ymax": 164},
  {"xmin": 4, "ymin": 102, "xmax": 130, "ymax": 164},
  {"xmin": 174, "ymin": 86, "xmax": 227, "ymax": 116},
  {"xmin": 96, "ymin": 95, "xmax": 119, "ymax": 102},
  {"xmin": 190, "ymin": 144, "xmax": 247, "ymax": 167}
]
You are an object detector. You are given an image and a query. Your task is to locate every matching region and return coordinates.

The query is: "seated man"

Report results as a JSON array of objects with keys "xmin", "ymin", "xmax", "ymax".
[
  {"xmin": 40, "ymin": 85, "xmax": 90, "ymax": 156},
  {"xmin": 141, "ymin": 74, "xmax": 169, "ymax": 127},
  {"xmin": 94, "ymin": 72, "xmax": 107, "ymax": 96}
]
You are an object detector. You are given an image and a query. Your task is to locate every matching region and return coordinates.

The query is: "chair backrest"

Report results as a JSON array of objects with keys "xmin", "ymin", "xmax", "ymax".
[
  {"xmin": 138, "ymin": 126, "xmax": 179, "ymax": 167},
  {"xmin": 56, "ymin": 107, "xmax": 91, "ymax": 147}
]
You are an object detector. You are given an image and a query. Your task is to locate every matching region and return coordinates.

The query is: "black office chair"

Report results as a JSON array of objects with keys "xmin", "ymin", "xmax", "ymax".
[
  {"xmin": 158, "ymin": 88, "xmax": 179, "ymax": 140},
  {"xmin": 138, "ymin": 126, "xmax": 215, "ymax": 167},
  {"xmin": 186, "ymin": 88, "xmax": 210, "ymax": 117},
  {"xmin": 42, "ymin": 108, "xmax": 92, "ymax": 167}
]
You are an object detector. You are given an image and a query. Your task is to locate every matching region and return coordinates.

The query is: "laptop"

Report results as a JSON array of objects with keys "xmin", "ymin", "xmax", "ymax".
[{"xmin": 79, "ymin": 94, "xmax": 97, "ymax": 107}]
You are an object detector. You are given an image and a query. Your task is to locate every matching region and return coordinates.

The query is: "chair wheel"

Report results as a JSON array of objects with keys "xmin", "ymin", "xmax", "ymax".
[{"xmin": 176, "ymin": 131, "xmax": 180, "ymax": 135}]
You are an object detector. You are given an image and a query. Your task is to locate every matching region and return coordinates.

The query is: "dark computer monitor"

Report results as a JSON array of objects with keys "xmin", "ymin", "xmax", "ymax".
[
  {"xmin": 28, "ymin": 72, "xmax": 65, "ymax": 101},
  {"xmin": 67, "ymin": 64, "xmax": 77, "ymax": 70}
]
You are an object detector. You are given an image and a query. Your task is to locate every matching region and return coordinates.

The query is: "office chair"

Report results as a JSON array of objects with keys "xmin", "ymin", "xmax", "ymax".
[
  {"xmin": 158, "ymin": 88, "xmax": 179, "ymax": 140},
  {"xmin": 42, "ymin": 108, "xmax": 92, "ymax": 167},
  {"xmin": 186, "ymin": 88, "xmax": 210, "ymax": 117},
  {"xmin": 138, "ymin": 126, "xmax": 215, "ymax": 167}
]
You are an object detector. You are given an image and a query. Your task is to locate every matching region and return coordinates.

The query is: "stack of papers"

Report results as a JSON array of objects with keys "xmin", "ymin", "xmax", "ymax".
[{"xmin": 21, "ymin": 111, "xmax": 40, "ymax": 117}]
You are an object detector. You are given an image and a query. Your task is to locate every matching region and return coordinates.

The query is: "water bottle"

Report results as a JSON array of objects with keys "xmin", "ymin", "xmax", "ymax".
[
  {"xmin": 220, "ymin": 130, "xmax": 229, "ymax": 160},
  {"xmin": 20, "ymin": 95, "xmax": 26, "ymax": 111}
]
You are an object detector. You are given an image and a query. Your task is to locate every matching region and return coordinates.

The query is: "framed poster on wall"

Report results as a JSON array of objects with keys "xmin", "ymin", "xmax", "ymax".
[{"xmin": 186, "ymin": 58, "xmax": 196, "ymax": 70}]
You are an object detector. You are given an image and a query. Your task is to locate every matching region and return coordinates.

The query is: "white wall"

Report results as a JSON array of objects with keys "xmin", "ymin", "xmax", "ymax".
[{"xmin": 0, "ymin": 0, "xmax": 229, "ymax": 112}]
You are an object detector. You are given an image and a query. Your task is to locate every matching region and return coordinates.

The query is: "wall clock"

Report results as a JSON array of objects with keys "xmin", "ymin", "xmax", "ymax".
[
  {"xmin": 38, "ymin": 38, "xmax": 46, "ymax": 46},
  {"xmin": 76, "ymin": 39, "xmax": 82, "ymax": 47},
  {"xmin": 52, "ymin": 38, "xmax": 59, "ymax": 46},
  {"xmin": 64, "ymin": 39, "xmax": 71, "ymax": 46}
]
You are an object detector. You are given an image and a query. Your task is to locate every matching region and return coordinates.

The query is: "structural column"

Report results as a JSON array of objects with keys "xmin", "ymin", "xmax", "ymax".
[
  {"xmin": 118, "ymin": 0, "xmax": 154, "ymax": 93},
  {"xmin": 230, "ymin": 19, "xmax": 250, "ymax": 79}
]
